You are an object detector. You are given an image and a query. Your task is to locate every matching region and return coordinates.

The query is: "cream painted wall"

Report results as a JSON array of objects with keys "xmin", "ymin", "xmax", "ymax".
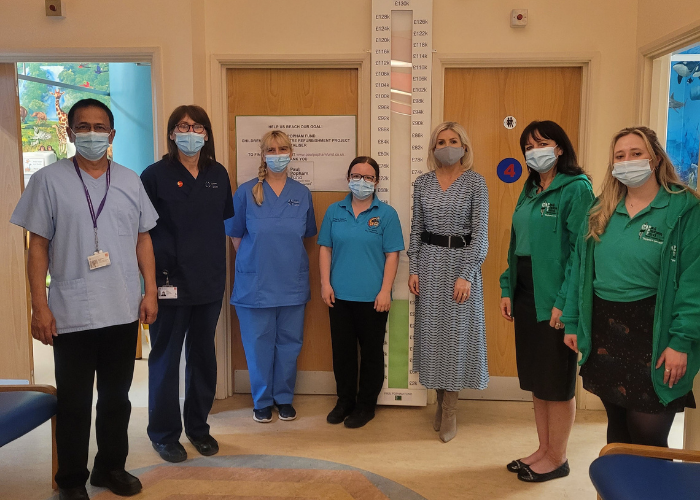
[{"xmin": 637, "ymin": 0, "xmax": 700, "ymax": 49}]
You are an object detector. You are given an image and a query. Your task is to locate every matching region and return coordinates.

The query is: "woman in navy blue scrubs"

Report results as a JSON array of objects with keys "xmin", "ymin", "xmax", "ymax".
[
  {"xmin": 141, "ymin": 105, "xmax": 234, "ymax": 463},
  {"xmin": 318, "ymin": 156, "xmax": 404, "ymax": 428},
  {"xmin": 226, "ymin": 130, "xmax": 317, "ymax": 423}
]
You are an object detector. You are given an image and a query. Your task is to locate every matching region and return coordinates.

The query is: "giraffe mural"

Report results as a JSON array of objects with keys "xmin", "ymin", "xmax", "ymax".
[{"xmin": 49, "ymin": 89, "xmax": 69, "ymax": 156}]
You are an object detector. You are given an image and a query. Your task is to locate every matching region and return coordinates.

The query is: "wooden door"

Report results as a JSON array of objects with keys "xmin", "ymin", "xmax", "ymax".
[
  {"xmin": 444, "ymin": 67, "xmax": 582, "ymax": 399},
  {"xmin": 227, "ymin": 68, "xmax": 358, "ymax": 393},
  {"xmin": 0, "ymin": 63, "xmax": 33, "ymax": 382}
]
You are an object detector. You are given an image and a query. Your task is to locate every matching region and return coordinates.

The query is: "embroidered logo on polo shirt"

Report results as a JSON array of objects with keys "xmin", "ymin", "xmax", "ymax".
[
  {"xmin": 205, "ymin": 181, "xmax": 218, "ymax": 188},
  {"xmin": 639, "ymin": 222, "xmax": 663, "ymax": 244},
  {"xmin": 540, "ymin": 202, "xmax": 558, "ymax": 217},
  {"xmin": 288, "ymin": 199, "xmax": 300, "ymax": 206},
  {"xmin": 368, "ymin": 217, "xmax": 380, "ymax": 228}
]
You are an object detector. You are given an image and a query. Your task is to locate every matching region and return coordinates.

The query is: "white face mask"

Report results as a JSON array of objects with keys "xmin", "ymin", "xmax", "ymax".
[
  {"xmin": 612, "ymin": 159, "xmax": 653, "ymax": 188},
  {"xmin": 525, "ymin": 146, "xmax": 558, "ymax": 173}
]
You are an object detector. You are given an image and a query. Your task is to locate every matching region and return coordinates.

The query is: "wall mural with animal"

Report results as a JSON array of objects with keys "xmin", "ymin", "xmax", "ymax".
[
  {"xmin": 667, "ymin": 47, "xmax": 700, "ymax": 190},
  {"xmin": 17, "ymin": 62, "xmax": 111, "ymax": 160}
]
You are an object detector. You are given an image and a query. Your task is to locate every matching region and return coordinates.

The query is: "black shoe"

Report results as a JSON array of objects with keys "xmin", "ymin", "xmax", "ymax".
[
  {"xmin": 152, "ymin": 441, "xmax": 187, "ymax": 463},
  {"xmin": 90, "ymin": 468, "xmax": 142, "ymax": 496},
  {"xmin": 344, "ymin": 408, "xmax": 375, "ymax": 428},
  {"xmin": 517, "ymin": 460, "xmax": 570, "ymax": 483},
  {"xmin": 253, "ymin": 406, "xmax": 273, "ymax": 423},
  {"xmin": 326, "ymin": 402, "xmax": 355, "ymax": 424},
  {"xmin": 187, "ymin": 433, "xmax": 219, "ymax": 456},
  {"xmin": 506, "ymin": 459, "xmax": 530, "ymax": 473},
  {"xmin": 276, "ymin": 403, "xmax": 297, "ymax": 421},
  {"xmin": 59, "ymin": 486, "xmax": 89, "ymax": 500}
]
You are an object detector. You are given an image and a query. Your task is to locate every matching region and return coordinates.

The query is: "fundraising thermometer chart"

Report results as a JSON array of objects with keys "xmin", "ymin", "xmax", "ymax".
[{"xmin": 372, "ymin": 0, "xmax": 432, "ymax": 406}]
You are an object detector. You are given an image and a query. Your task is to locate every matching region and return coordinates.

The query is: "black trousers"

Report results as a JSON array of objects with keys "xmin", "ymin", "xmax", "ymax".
[
  {"xmin": 53, "ymin": 320, "xmax": 138, "ymax": 488},
  {"xmin": 328, "ymin": 299, "xmax": 388, "ymax": 410},
  {"xmin": 147, "ymin": 301, "xmax": 220, "ymax": 444}
]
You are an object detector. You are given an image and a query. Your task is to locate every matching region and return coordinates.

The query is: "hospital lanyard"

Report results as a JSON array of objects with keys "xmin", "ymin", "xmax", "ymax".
[{"xmin": 73, "ymin": 156, "xmax": 111, "ymax": 253}]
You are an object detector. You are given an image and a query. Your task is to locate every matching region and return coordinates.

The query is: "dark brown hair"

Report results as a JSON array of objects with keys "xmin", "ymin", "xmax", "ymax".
[
  {"xmin": 346, "ymin": 156, "xmax": 380, "ymax": 180},
  {"xmin": 165, "ymin": 105, "xmax": 216, "ymax": 169}
]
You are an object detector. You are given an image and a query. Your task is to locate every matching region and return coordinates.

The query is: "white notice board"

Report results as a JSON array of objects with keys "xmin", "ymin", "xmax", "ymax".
[{"xmin": 236, "ymin": 115, "xmax": 357, "ymax": 191}]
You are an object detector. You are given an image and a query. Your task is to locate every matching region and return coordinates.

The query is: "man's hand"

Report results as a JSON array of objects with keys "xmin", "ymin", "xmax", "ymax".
[
  {"xmin": 31, "ymin": 304, "xmax": 57, "ymax": 346},
  {"xmin": 140, "ymin": 293, "xmax": 158, "ymax": 324}
]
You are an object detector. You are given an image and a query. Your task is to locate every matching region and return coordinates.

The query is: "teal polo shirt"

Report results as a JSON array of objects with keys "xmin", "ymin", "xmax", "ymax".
[
  {"xmin": 593, "ymin": 187, "xmax": 670, "ymax": 302},
  {"xmin": 317, "ymin": 193, "xmax": 405, "ymax": 302}
]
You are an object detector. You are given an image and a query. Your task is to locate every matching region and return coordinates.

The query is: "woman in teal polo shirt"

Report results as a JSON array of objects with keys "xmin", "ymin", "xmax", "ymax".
[
  {"xmin": 318, "ymin": 156, "xmax": 404, "ymax": 429},
  {"xmin": 499, "ymin": 120, "xmax": 593, "ymax": 483},
  {"xmin": 563, "ymin": 126, "xmax": 700, "ymax": 449}
]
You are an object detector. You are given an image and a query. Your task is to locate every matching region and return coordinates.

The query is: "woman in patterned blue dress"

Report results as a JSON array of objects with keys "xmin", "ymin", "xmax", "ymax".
[{"xmin": 407, "ymin": 121, "xmax": 489, "ymax": 443}]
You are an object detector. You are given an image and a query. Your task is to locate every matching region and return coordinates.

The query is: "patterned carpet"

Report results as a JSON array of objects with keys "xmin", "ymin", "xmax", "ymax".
[{"xmin": 52, "ymin": 455, "xmax": 426, "ymax": 500}]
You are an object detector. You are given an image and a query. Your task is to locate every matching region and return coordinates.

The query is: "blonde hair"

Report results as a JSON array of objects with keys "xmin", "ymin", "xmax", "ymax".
[
  {"xmin": 252, "ymin": 130, "xmax": 293, "ymax": 206},
  {"xmin": 427, "ymin": 121, "xmax": 474, "ymax": 171},
  {"xmin": 586, "ymin": 126, "xmax": 699, "ymax": 241}
]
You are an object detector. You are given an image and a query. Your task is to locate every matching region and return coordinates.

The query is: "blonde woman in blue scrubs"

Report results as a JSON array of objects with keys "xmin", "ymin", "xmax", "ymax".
[{"xmin": 226, "ymin": 130, "xmax": 317, "ymax": 423}]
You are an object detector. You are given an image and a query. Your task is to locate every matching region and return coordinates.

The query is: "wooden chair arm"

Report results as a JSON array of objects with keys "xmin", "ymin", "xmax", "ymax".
[
  {"xmin": 600, "ymin": 443, "xmax": 700, "ymax": 462},
  {"xmin": 0, "ymin": 384, "xmax": 57, "ymax": 396}
]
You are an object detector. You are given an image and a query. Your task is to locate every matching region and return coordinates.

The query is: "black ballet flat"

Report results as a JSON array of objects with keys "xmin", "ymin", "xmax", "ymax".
[
  {"xmin": 506, "ymin": 459, "xmax": 530, "ymax": 473},
  {"xmin": 517, "ymin": 460, "xmax": 570, "ymax": 482}
]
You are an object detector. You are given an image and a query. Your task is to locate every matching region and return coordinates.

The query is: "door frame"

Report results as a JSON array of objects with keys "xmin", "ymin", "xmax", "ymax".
[
  {"xmin": 433, "ymin": 53, "xmax": 595, "ymax": 406},
  {"xmin": 208, "ymin": 53, "xmax": 371, "ymax": 398}
]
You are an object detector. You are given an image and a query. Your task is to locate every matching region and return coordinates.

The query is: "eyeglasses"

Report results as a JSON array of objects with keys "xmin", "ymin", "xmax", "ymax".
[
  {"xmin": 349, "ymin": 173, "xmax": 376, "ymax": 183},
  {"xmin": 176, "ymin": 122, "xmax": 205, "ymax": 133},
  {"xmin": 72, "ymin": 124, "xmax": 112, "ymax": 134}
]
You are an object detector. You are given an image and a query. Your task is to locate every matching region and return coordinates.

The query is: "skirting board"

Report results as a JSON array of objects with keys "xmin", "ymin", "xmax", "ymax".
[{"xmin": 458, "ymin": 376, "xmax": 533, "ymax": 401}]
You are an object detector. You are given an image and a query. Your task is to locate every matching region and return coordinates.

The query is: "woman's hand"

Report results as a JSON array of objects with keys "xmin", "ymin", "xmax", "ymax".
[
  {"xmin": 453, "ymin": 278, "xmax": 471, "ymax": 304},
  {"xmin": 321, "ymin": 283, "xmax": 335, "ymax": 308},
  {"xmin": 549, "ymin": 307, "xmax": 564, "ymax": 330},
  {"xmin": 564, "ymin": 334, "xmax": 578, "ymax": 353},
  {"xmin": 374, "ymin": 289, "xmax": 392, "ymax": 312},
  {"xmin": 408, "ymin": 274, "xmax": 419, "ymax": 296},
  {"xmin": 656, "ymin": 347, "xmax": 688, "ymax": 388},
  {"xmin": 500, "ymin": 297, "xmax": 513, "ymax": 322}
]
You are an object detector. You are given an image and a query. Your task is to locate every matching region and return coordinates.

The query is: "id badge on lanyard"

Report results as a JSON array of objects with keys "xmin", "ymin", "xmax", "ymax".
[
  {"xmin": 74, "ymin": 157, "xmax": 111, "ymax": 270},
  {"xmin": 158, "ymin": 270, "xmax": 178, "ymax": 299}
]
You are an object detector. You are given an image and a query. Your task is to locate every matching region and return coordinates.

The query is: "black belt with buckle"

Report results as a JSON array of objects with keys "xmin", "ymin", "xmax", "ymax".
[{"xmin": 421, "ymin": 231, "xmax": 472, "ymax": 248}]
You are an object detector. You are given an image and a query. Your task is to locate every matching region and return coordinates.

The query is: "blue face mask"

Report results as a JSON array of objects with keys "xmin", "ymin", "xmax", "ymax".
[
  {"xmin": 265, "ymin": 154, "xmax": 291, "ymax": 173},
  {"xmin": 175, "ymin": 132, "xmax": 206, "ymax": 157},
  {"xmin": 73, "ymin": 131, "xmax": 110, "ymax": 161},
  {"xmin": 348, "ymin": 178, "xmax": 375, "ymax": 200},
  {"xmin": 525, "ymin": 146, "xmax": 558, "ymax": 173},
  {"xmin": 612, "ymin": 159, "xmax": 653, "ymax": 188}
]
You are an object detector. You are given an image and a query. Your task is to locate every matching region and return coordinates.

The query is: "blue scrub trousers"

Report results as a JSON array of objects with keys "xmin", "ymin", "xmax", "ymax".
[
  {"xmin": 147, "ymin": 301, "xmax": 221, "ymax": 444},
  {"xmin": 235, "ymin": 304, "xmax": 306, "ymax": 409}
]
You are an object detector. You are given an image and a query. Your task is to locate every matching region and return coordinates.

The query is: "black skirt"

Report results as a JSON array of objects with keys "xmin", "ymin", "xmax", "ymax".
[
  {"xmin": 580, "ymin": 294, "xmax": 695, "ymax": 414},
  {"xmin": 513, "ymin": 257, "xmax": 577, "ymax": 401}
]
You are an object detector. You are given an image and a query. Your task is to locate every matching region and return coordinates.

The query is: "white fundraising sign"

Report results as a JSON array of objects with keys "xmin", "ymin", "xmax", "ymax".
[{"xmin": 236, "ymin": 116, "xmax": 357, "ymax": 191}]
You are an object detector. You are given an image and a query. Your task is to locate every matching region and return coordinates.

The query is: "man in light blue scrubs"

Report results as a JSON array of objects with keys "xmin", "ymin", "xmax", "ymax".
[{"xmin": 10, "ymin": 99, "xmax": 159, "ymax": 500}]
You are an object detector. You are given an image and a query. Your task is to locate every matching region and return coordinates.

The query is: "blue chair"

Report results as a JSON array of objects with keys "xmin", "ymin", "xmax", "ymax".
[
  {"xmin": 0, "ymin": 385, "xmax": 58, "ymax": 489},
  {"xmin": 589, "ymin": 443, "xmax": 700, "ymax": 500}
]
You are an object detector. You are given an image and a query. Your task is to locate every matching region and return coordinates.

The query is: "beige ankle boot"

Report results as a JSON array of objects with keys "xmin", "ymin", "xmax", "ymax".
[
  {"xmin": 433, "ymin": 389, "xmax": 444, "ymax": 431},
  {"xmin": 439, "ymin": 390, "xmax": 458, "ymax": 443}
]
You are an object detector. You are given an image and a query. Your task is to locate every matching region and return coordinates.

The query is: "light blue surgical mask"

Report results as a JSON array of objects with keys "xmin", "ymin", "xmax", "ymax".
[
  {"xmin": 348, "ymin": 178, "xmax": 375, "ymax": 200},
  {"xmin": 525, "ymin": 146, "xmax": 558, "ymax": 173},
  {"xmin": 434, "ymin": 146, "xmax": 465, "ymax": 166},
  {"xmin": 265, "ymin": 154, "xmax": 291, "ymax": 173},
  {"xmin": 612, "ymin": 159, "xmax": 653, "ymax": 188},
  {"xmin": 175, "ymin": 132, "xmax": 206, "ymax": 157},
  {"xmin": 73, "ymin": 131, "xmax": 110, "ymax": 161}
]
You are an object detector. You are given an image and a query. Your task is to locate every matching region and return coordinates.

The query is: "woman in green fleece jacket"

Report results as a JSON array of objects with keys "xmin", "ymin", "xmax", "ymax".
[
  {"xmin": 500, "ymin": 120, "xmax": 593, "ymax": 483},
  {"xmin": 562, "ymin": 126, "xmax": 700, "ymax": 449}
]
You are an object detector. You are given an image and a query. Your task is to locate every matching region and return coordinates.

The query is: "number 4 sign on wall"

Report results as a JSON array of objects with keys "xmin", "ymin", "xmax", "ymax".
[{"xmin": 497, "ymin": 157, "xmax": 523, "ymax": 183}]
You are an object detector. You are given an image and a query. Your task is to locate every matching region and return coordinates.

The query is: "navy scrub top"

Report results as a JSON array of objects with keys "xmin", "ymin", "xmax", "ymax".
[
  {"xmin": 226, "ymin": 177, "xmax": 317, "ymax": 308},
  {"xmin": 141, "ymin": 157, "xmax": 234, "ymax": 305}
]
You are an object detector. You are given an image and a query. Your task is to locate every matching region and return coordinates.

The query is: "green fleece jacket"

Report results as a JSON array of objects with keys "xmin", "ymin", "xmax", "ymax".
[
  {"xmin": 500, "ymin": 173, "xmax": 593, "ymax": 322},
  {"xmin": 561, "ymin": 188, "xmax": 700, "ymax": 405}
]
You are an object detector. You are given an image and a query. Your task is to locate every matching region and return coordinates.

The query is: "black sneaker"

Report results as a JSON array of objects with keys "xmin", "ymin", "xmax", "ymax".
[
  {"xmin": 90, "ymin": 468, "xmax": 142, "ymax": 496},
  {"xmin": 253, "ymin": 406, "xmax": 273, "ymax": 423},
  {"xmin": 326, "ymin": 402, "xmax": 355, "ymax": 424},
  {"xmin": 151, "ymin": 441, "xmax": 187, "ymax": 463},
  {"xmin": 58, "ymin": 486, "xmax": 89, "ymax": 500},
  {"xmin": 276, "ymin": 403, "xmax": 297, "ymax": 421},
  {"xmin": 344, "ymin": 408, "xmax": 375, "ymax": 428},
  {"xmin": 187, "ymin": 433, "xmax": 219, "ymax": 456}
]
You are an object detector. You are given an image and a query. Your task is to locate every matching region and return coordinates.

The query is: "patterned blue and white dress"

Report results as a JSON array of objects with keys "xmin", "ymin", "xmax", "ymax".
[{"xmin": 408, "ymin": 170, "xmax": 489, "ymax": 391}]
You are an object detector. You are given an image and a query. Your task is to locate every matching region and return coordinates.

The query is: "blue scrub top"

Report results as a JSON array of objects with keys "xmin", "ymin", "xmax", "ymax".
[
  {"xmin": 317, "ymin": 193, "xmax": 404, "ymax": 302},
  {"xmin": 226, "ymin": 177, "xmax": 317, "ymax": 308},
  {"xmin": 10, "ymin": 159, "xmax": 159, "ymax": 333},
  {"xmin": 141, "ymin": 158, "xmax": 234, "ymax": 305}
]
